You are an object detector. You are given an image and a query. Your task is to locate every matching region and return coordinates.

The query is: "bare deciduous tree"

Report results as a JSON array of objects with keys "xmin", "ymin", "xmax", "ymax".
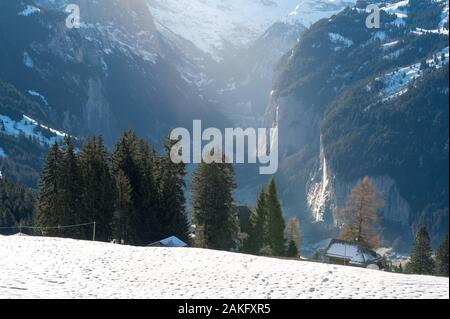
[{"xmin": 339, "ymin": 177, "xmax": 384, "ymax": 249}]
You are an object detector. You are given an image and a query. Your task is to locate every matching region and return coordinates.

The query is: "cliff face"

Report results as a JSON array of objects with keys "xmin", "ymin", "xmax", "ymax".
[
  {"xmin": 267, "ymin": 0, "xmax": 449, "ymax": 249},
  {"xmin": 1, "ymin": 0, "xmax": 226, "ymax": 145}
]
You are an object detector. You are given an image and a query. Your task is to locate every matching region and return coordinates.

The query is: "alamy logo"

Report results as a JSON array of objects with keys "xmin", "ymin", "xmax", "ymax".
[
  {"xmin": 366, "ymin": 4, "xmax": 381, "ymax": 29},
  {"xmin": 170, "ymin": 120, "xmax": 279, "ymax": 175},
  {"xmin": 65, "ymin": 4, "xmax": 80, "ymax": 29}
]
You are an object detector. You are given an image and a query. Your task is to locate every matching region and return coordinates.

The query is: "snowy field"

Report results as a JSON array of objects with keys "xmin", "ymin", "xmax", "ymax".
[{"xmin": 0, "ymin": 235, "xmax": 448, "ymax": 299}]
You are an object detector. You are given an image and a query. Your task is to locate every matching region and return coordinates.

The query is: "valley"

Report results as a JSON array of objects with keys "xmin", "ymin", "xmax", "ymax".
[{"xmin": 0, "ymin": 0, "xmax": 449, "ymax": 253}]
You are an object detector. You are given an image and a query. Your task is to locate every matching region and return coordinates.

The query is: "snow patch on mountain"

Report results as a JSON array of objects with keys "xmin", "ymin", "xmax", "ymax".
[
  {"xmin": 28, "ymin": 90, "xmax": 49, "ymax": 106},
  {"xmin": 0, "ymin": 236, "xmax": 448, "ymax": 299},
  {"xmin": 329, "ymin": 33, "xmax": 354, "ymax": 47},
  {"xmin": 0, "ymin": 114, "xmax": 66, "ymax": 146},
  {"xmin": 381, "ymin": 0, "xmax": 409, "ymax": 27},
  {"xmin": 377, "ymin": 46, "xmax": 449, "ymax": 100},
  {"xmin": 23, "ymin": 52, "xmax": 34, "ymax": 68},
  {"xmin": 146, "ymin": 0, "xmax": 356, "ymax": 60},
  {"xmin": 18, "ymin": 5, "xmax": 41, "ymax": 17}
]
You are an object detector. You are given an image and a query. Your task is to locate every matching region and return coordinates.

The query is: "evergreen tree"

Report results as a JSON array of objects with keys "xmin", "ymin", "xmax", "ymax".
[
  {"xmin": 434, "ymin": 235, "xmax": 449, "ymax": 277},
  {"xmin": 58, "ymin": 135, "xmax": 83, "ymax": 239},
  {"xmin": 339, "ymin": 176, "xmax": 384, "ymax": 249},
  {"xmin": 35, "ymin": 142, "xmax": 62, "ymax": 237},
  {"xmin": 79, "ymin": 137, "xmax": 115, "ymax": 241},
  {"xmin": 156, "ymin": 139, "xmax": 189, "ymax": 242},
  {"xmin": 407, "ymin": 227, "xmax": 435, "ymax": 275},
  {"xmin": 286, "ymin": 240, "xmax": 299, "ymax": 258},
  {"xmin": 285, "ymin": 217, "xmax": 301, "ymax": 256},
  {"xmin": 265, "ymin": 178, "xmax": 286, "ymax": 257},
  {"xmin": 112, "ymin": 170, "xmax": 136, "ymax": 244},
  {"xmin": 191, "ymin": 156, "xmax": 238, "ymax": 251},
  {"xmin": 112, "ymin": 131, "xmax": 152, "ymax": 245},
  {"xmin": 242, "ymin": 189, "xmax": 268, "ymax": 254},
  {"xmin": 136, "ymin": 140, "xmax": 160, "ymax": 243}
]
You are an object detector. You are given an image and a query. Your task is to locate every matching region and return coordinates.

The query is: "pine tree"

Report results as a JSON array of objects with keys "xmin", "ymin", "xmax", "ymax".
[
  {"xmin": 136, "ymin": 140, "xmax": 160, "ymax": 244},
  {"xmin": 242, "ymin": 189, "xmax": 268, "ymax": 254},
  {"xmin": 285, "ymin": 217, "xmax": 301, "ymax": 256},
  {"xmin": 191, "ymin": 156, "xmax": 238, "ymax": 251},
  {"xmin": 407, "ymin": 227, "xmax": 435, "ymax": 275},
  {"xmin": 434, "ymin": 235, "xmax": 449, "ymax": 277},
  {"xmin": 112, "ymin": 170, "xmax": 136, "ymax": 244},
  {"xmin": 35, "ymin": 142, "xmax": 62, "ymax": 237},
  {"xmin": 265, "ymin": 178, "xmax": 286, "ymax": 257},
  {"xmin": 339, "ymin": 176, "xmax": 384, "ymax": 249},
  {"xmin": 79, "ymin": 136, "xmax": 115, "ymax": 241},
  {"xmin": 58, "ymin": 135, "xmax": 83, "ymax": 239},
  {"xmin": 286, "ymin": 240, "xmax": 299, "ymax": 258},
  {"xmin": 156, "ymin": 138, "xmax": 190, "ymax": 242},
  {"xmin": 112, "ymin": 130, "xmax": 152, "ymax": 245}
]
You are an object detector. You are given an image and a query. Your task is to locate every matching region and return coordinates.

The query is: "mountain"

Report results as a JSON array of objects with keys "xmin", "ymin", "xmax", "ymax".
[
  {"xmin": 0, "ymin": 0, "xmax": 230, "ymax": 186},
  {"xmin": 1, "ymin": 0, "xmax": 227, "ymax": 141},
  {"xmin": 146, "ymin": 0, "xmax": 355, "ymax": 61},
  {"xmin": 267, "ymin": 0, "xmax": 449, "ymax": 250},
  {"xmin": 147, "ymin": 0, "xmax": 356, "ymax": 125}
]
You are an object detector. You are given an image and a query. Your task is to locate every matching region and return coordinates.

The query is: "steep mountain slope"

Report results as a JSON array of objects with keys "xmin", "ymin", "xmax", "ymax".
[
  {"xmin": 147, "ymin": 0, "xmax": 355, "ymax": 61},
  {"xmin": 0, "ymin": 80, "xmax": 67, "ymax": 187},
  {"xmin": 1, "ymin": 236, "xmax": 448, "ymax": 298},
  {"xmin": 147, "ymin": 0, "xmax": 356, "ymax": 126},
  {"xmin": 0, "ymin": 0, "xmax": 231, "ymax": 186},
  {"xmin": 1, "ymin": 0, "xmax": 226, "ymax": 146},
  {"xmin": 267, "ymin": 0, "xmax": 449, "ymax": 249}
]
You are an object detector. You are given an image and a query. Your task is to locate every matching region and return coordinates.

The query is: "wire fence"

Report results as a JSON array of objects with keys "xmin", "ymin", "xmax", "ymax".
[{"xmin": 0, "ymin": 222, "xmax": 97, "ymax": 240}]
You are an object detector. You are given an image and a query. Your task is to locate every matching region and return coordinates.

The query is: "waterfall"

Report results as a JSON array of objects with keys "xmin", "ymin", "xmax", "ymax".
[{"xmin": 307, "ymin": 136, "xmax": 335, "ymax": 222}]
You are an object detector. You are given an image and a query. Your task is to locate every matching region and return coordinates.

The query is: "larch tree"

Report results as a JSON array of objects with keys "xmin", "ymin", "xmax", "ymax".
[{"xmin": 339, "ymin": 176, "xmax": 384, "ymax": 249}]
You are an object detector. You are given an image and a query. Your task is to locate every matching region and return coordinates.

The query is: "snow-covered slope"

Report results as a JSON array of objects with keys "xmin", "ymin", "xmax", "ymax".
[
  {"xmin": 146, "ymin": 0, "xmax": 355, "ymax": 60},
  {"xmin": 0, "ymin": 236, "xmax": 448, "ymax": 299}
]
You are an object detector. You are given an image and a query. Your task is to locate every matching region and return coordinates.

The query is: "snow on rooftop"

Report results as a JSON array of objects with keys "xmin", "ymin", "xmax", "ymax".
[
  {"xmin": 158, "ymin": 236, "xmax": 188, "ymax": 247},
  {"xmin": 0, "ymin": 236, "xmax": 448, "ymax": 299}
]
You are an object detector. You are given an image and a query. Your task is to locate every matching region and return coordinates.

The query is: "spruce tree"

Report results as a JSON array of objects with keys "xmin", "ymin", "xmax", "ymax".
[
  {"xmin": 112, "ymin": 170, "xmax": 136, "ymax": 244},
  {"xmin": 286, "ymin": 240, "xmax": 299, "ymax": 258},
  {"xmin": 242, "ymin": 189, "xmax": 268, "ymax": 254},
  {"xmin": 265, "ymin": 178, "xmax": 286, "ymax": 256},
  {"xmin": 35, "ymin": 142, "xmax": 62, "ymax": 237},
  {"xmin": 136, "ymin": 140, "xmax": 160, "ymax": 243},
  {"xmin": 408, "ymin": 227, "xmax": 435, "ymax": 275},
  {"xmin": 285, "ymin": 217, "xmax": 301, "ymax": 256},
  {"xmin": 112, "ymin": 131, "xmax": 147, "ymax": 245},
  {"xmin": 79, "ymin": 136, "xmax": 115, "ymax": 241},
  {"xmin": 191, "ymin": 157, "xmax": 238, "ymax": 251},
  {"xmin": 58, "ymin": 135, "xmax": 83, "ymax": 239},
  {"xmin": 156, "ymin": 139, "xmax": 190, "ymax": 242},
  {"xmin": 435, "ymin": 235, "xmax": 449, "ymax": 277}
]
